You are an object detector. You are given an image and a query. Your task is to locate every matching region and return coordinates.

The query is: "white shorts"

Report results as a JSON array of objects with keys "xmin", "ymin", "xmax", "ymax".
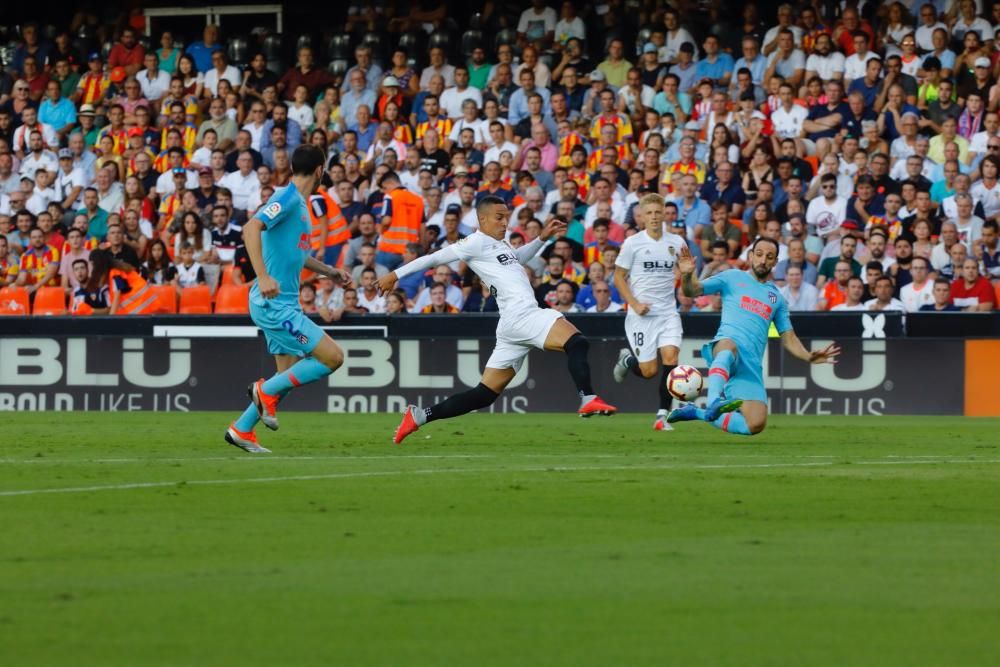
[
  {"xmin": 486, "ymin": 308, "xmax": 564, "ymax": 372},
  {"xmin": 625, "ymin": 311, "xmax": 682, "ymax": 363}
]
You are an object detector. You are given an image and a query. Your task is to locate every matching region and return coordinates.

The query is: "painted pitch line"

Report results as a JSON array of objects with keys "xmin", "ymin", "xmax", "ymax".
[
  {"xmin": 1, "ymin": 459, "xmax": 998, "ymax": 498},
  {"xmin": 0, "ymin": 453, "xmax": 966, "ymax": 465}
]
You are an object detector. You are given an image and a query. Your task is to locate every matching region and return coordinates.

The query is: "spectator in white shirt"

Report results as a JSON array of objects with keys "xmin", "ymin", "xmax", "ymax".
[
  {"xmin": 517, "ymin": 0, "xmax": 557, "ymax": 50},
  {"xmin": 585, "ymin": 280, "xmax": 623, "ymax": 312},
  {"xmin": 865, "ymin": 275, "xmax": 907, "ymax": 311},
  {"xmin": 218, "ymin": 151, "xmax": 261, "ymax": 213},
  {"xmin": 899, "ymin": 256, "xmax": 936, "ymax": 311},
  {"xmin": 136, "ymin": 52, "xmax": 171, "ymax": 102},
  {"xmin": 439, "ymin": 66, "xmax": 483, "ymax": 119},
  {"xmin": 832, "ymin": 276, "xmax": 868, "ymax": 311},
  {"xmin": 779, "ymin": 265, "xmax": 820, "ymax": 311},
  {"xmin": 202, "ymin": 50, "xmax": 241, "ymax": 99}
]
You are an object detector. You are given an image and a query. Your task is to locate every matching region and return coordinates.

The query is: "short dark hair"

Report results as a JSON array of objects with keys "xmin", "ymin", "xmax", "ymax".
[
  {"xmin": 476, "ymin": 195, "xmax": 507, "ymax": 217},
  {"xmin": 291, "ymin": 145, "xmax": 325, "ymax": 176},
  {"xmin": 751, "ymin": 236, "xmax": 780, "ymax": 254}
]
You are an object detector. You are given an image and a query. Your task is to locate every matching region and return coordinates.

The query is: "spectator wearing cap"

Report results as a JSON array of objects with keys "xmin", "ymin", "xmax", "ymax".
[
  {"xmin": 637, "ymin": 43, "xmax": 664, "ymax": 90},
  {"xmin": 55, "ymin": 148, "xmax": 86, "ymax": 212},
  {"xmin": 108, "ymin": 28, "xmax": 146, "ymax": 78},
  {"xmin": 136, "ymin": 52, "xmax": 171, "ymax": 104},
  {"xmin": 959, "ymin": 55, "xmax": 994, "ymax": 106},
  {"xmin": 75, "ymin": 53, "xmax": 110, "ymax": 107}
]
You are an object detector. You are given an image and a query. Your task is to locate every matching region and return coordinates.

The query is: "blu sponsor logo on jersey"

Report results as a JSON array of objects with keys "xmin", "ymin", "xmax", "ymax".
[{"xmin": 495, "ymin": 253, "xmax": 518, "ymax": 265}]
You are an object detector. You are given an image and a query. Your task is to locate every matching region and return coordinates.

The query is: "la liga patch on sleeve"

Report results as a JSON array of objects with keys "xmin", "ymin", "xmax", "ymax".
[{"xmin": 262, "ymin": 202, "xmax": 282, "ymax": 219}]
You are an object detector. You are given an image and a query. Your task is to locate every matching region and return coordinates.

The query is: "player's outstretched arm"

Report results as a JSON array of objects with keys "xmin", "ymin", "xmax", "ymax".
[
  {"xmin": 376, "ymin": 245, "xmax": 461, "ymax": 295},
  {"xmin": 677, "ymin": 245, "xmax": 703, "ymax": 297},
  {"xmin": 780, "ymin": 330, "xmax": 841, "ymax": 364},
  {"xmin": 243, "ymin": 217, "xmax": 279, "ymax": 298},
  {"xmin": 304, "ymin": 256, "xmax": 353, "ymax": 288}
]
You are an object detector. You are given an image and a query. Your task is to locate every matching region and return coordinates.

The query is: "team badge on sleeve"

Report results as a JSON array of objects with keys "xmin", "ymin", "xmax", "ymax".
[
  {"xmin": 768, "ymin": 292, "xmax": 777, "ymax": 304},
  {"xmin": 262, "ymin": 202, "xmax": 282, "ymax": 219}
]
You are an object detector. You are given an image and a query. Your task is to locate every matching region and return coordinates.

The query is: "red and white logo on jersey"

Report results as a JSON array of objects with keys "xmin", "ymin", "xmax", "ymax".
[
  {"xmin": 740, "ymin": 295, "xmax": 773, "ymax": 320},
  {"xmin": 262, "ymin": 202, "xmax": 282, "ymax": 218}
]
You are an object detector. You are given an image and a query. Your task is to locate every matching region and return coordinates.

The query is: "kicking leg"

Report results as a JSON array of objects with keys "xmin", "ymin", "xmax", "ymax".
[
  {"xmin": 544, "ymin": 318, "xmax": 616, "ymax": 416},
  {"xmin": 227, "ymin": 354, "xmax": 301, "ymax": 453},
  {"xmin": 394, "ymin": 367, "xmax": 512, "ymax": 444}
]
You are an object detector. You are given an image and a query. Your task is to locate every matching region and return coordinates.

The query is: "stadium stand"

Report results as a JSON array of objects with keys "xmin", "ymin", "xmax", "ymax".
[{"xmin": 0, "ymin": 1, "xmax": 998, "ymax": 319}]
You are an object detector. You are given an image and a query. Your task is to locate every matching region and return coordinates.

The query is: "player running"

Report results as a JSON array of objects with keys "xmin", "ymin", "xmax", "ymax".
[
  {"xmin": 225, "ymin": 145, "xmax": 352, "ymax": 453},
  {"xmin": 376, "ymin": 189, "xmax": 617, "ymax": 444},
  {"xmin": 611, "ymin": 194, "xmax": 687, "ymax": 431},
  {"xmin": 668, "ymin": 237, "xmax": 840, "ymax": 435}
]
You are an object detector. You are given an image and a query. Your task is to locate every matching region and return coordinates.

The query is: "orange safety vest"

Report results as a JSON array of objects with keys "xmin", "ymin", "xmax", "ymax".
[
  {"xmin": 109, "ymin": 268, "xmax": 157, "ymax": 315},
  {"xmin": 70, "ymin": 295, "xmax": 94, "ymax": 315},
  {"xmin": 309, "ymin": 186, "xmax": 350, "ymax": 253},
  {"xmin": 376, "ymin": 187, "xmax": 424, "ymax": 256}
]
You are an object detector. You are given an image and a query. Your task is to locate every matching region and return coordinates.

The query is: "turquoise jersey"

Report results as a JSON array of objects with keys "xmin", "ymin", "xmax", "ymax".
[
  {"xmin": 701, "ymin": 269, "xmax": 793, "ymax": 365},
  {"xmin": 249, "ymin": 184, "xmax": 312, "ymax": 308}
]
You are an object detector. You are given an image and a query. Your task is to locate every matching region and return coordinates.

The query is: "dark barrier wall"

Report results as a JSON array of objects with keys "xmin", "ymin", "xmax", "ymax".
[{"xmin": 0, "ymin": 332, "xmax": 968, "ymax": 415}]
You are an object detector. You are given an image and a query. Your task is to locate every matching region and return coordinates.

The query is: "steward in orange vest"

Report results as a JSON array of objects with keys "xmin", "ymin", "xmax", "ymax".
[
  {"xmin": 375, "ymin": 171, "xmax": 425, "ymax": 270},
  {"xmin": 308, "ymin": 185, "xmax": 350, "ymax": 267}
]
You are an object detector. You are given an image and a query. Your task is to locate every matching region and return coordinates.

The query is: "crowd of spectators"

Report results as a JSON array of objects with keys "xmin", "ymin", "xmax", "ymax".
[{"xmin": 2, "ymin": 1, "xmax": 1000, "ymax": 317}]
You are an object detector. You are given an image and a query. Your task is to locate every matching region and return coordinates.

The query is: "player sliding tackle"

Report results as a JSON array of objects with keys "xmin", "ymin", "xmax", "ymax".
[
  {"xmin": 377, "ymin": 191, "xmax": 616, "ymax": 444},
  {"xmin": 668, "ymin": 237, "xmax": 840, "ymax": 435},
  {"xmin": 225, "ymin": 145, "xmax": 353, "ymax": 453}
]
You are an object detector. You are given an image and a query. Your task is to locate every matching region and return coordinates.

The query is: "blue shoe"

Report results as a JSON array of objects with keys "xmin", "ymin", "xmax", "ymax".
[
  {"xmin": 666, "ymin": 404, "xmax": 700, "ymax": 423},
  {"xmin": 705, "ymin": 398, "xmax": 744, "ymax": 422}
]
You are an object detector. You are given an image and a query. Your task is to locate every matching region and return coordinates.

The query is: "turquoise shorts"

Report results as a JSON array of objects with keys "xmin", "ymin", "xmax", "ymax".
[
  {"xmin": 702, "ymin": 339, "xmax": 767, "ymax": 403},
  {"xmin": 250, "ymin": 298, "xmax": 325, "ymax": 357}
]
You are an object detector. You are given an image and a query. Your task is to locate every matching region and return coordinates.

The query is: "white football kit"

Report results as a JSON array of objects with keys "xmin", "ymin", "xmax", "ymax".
[
  {"xmin": 615, "ymin": 230, "xmax": 687, "ymax": 362},
  {"xmin": 395, "ymin": 232, "xmax": 562, "ymax": 371}
]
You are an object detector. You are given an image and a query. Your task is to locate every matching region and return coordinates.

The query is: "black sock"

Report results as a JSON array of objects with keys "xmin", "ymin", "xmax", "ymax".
[
  {"xmin": 425, "ymin": 383, "xmax": 499, "ymax": 423},
  {"xmin": 626, "ymin": 353, "xmax": 643, "ymax": 377},
  {"xmin": 564, "ymin": 333, "xmax": 595, "ymax": 397},
  {"xmin": 659, "ymin": 365, "xmax": 676, "ymax": 412}
]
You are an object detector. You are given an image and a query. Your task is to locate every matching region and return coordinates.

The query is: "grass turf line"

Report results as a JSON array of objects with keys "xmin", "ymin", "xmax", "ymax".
[{"xmin": 1, "ymin": 413, "xmax": 998, "ymax": 666}]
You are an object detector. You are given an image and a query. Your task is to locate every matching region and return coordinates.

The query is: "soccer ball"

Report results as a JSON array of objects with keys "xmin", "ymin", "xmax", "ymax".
[{"xmin": 667, "ymin": 365, "xmax": 703, "ymax": 402}]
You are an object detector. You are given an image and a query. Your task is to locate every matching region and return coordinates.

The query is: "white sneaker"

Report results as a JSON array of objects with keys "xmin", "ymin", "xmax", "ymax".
[
  {"xmin": 613, "ymin": 348, "xmax": 632, "ymax": 383},
  {"xmin": 225, "ymin": 424, "xmax": 272, "ymax": 453}
]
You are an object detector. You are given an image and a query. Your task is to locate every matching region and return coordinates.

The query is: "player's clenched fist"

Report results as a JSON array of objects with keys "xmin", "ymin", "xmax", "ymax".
[{"xmin": 257, "ymin": 274, "xmax": 280, "ymax": 299}]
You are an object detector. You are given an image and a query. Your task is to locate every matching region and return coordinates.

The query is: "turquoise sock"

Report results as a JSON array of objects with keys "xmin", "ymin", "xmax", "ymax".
[
  {"xmin": 707, "ymin": 349, "xmax": 735, "ymax": 403},
  {"xmin": 233, "ymin": 387, "xmax": 291, "ymax": 432},
  {"xmin": 234, "ymin": 403, "xmax": 260, "ymax": 432},
  {"xmin": 709, "ymin": 410, "xmax": 752, "ymax": 436},
  {"xmin": 262, "ymin": 357, "xmax": 333, "ymax": 395}
]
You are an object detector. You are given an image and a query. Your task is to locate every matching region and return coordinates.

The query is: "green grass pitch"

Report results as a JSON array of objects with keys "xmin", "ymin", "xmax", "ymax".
[{"xmin": 1, "ymin": 412, "xmax": 999, "ymax": 666}]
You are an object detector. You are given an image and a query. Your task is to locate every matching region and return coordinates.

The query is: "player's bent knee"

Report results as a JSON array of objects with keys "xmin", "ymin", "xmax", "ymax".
[
  {"xmin": 639, "ymin": 363, "xmax": 659, "ymax": 379},
  {"xmin": 313, "ymin": 338, "xmax": 345, "ymax": 371}
]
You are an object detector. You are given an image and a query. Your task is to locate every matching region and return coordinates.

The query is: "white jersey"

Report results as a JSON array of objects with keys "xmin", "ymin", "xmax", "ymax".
[
  {"xmin": 445, "ymin": 231, "xmax": 539, "ymax": 319},
  {"xmin": 615, "ymin": 230, "xmax": 686, "ymax": 317}
]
